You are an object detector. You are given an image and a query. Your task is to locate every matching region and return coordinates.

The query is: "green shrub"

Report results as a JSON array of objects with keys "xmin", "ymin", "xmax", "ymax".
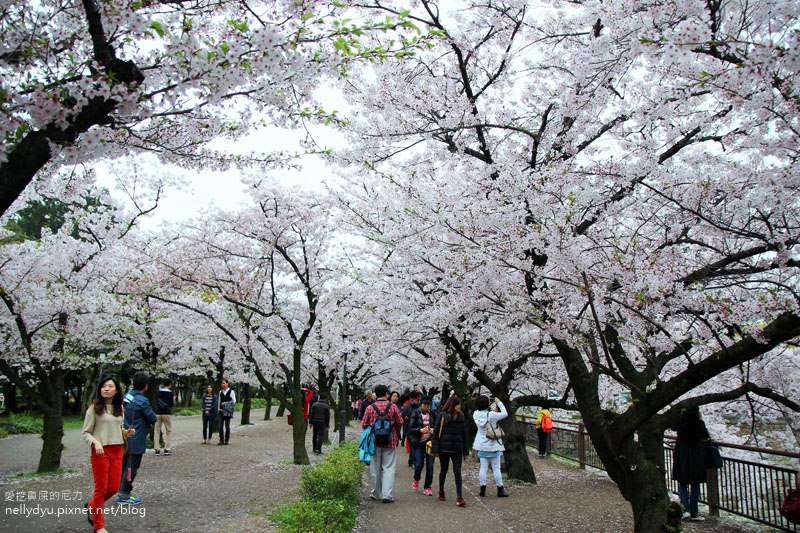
[
  {"xmin": 250, "ymin": 398, "xmax": 267, "ymax": 409},
  {"xmin": 271, "ymin": 442, "xmax": 363, "ymax": 533},
  {"xmin": 299, "ymin": 442, "xmax": 362, "ymax": 505},
  {"xmin": 270, "ymin": 498, "xmax": 356, "ymax": 533},
  {"xmin": 0, "ymin": 413, "xmax": 43, "ymax": 437}
]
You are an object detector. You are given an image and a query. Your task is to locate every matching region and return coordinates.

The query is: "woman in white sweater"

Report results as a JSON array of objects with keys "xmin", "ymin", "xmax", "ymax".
[
  {"xmin": 472, "ymin": 395, "xmax": 509, "ymax": 497},
  {"xmin": 82, "ymin": 376, "xmax": 134, "ymax": 533}
]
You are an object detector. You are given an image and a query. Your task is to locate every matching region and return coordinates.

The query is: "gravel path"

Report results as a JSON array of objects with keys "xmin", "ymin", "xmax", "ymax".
[
  {"xmin": 0, "ymin": 411, "xmax": 321, "ymax": 532},
  {"xmin": 355, "ymin": 449, "xmax": 761, "ymax": 532},
  {"xmin": 0, "ymin": 413, "xmax": 763, "ymax": 532}
]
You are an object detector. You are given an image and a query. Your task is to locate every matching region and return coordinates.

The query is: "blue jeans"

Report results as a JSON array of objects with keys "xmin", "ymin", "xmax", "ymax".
[
  {"xmin": 202, "ymin": 412, "xmax": 215, "ymax": 440},
  {"xmin": 679, "ymin": 482, "xmax": 701, "ymax": 517},
  {"xmin": 412, "ymin": 443, "xmax": 435, "ymax": 489},
  {"xmin": 312, "ymin": 421, "xmax": 326, "ymax": 452},
  {"xmin": 218, "ymin": 416, "xmax": 231, "ymax": 443},
  {"xmin": 118, "ymin": 453, "xmax": 143, "ymax": 497}
]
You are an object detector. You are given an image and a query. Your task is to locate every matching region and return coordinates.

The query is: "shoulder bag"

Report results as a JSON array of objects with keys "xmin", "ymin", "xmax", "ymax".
[
  {"xmin": 485, "ymin": 415, "xmax": 505, "ymax": 441},
  {"xmin": 781, "ymin": 480, "xmax": 800, "ymax": 525},
  {"xmin": 425, "ymin": 414, "xmax": 445, "ymax": 456},
  {"xmin": 704, "ymin": 442, "xmax": 723, "ymax": 469}
]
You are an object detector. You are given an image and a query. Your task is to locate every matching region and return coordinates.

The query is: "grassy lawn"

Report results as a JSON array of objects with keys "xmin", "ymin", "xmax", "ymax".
[{"xmin": 0, "ymin": 413, "xmax": 84, "ymax": 438}]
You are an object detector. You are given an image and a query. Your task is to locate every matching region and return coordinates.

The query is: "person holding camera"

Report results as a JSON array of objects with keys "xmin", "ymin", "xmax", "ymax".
[{"xmin": 473, "ymin": 395, "xmax": 509, "ymax": 497}]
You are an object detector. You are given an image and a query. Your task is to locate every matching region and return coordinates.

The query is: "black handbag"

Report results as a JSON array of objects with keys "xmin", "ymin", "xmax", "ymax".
[
  {"xmin": 781, "ymin": 486, "xmax": 800, "ymax": 525},
  {"xmin": 705, "ymin": 443, "xmax": 723, "ymax": 469}
]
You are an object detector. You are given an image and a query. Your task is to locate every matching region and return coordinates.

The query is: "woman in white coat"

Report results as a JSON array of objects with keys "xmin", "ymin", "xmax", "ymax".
[{"xmin": 472, "ymin": 395, "xmax": 509, "ymax": 497}]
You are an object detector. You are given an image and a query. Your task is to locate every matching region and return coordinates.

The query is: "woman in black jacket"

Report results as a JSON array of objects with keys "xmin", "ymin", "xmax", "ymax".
[
  {"xmin": 431, "ymin": 394, "xmax": 469, "ymax": 507},
  {"xmin": 672, "ymin": 406, "xmax": 710, "ymax": 521}
]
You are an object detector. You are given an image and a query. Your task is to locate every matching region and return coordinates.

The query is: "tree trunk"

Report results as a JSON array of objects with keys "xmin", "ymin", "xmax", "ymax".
[
  {"xmin": 291, "ymin": 399, "xmax": 309, "ymax": 465},
  {"xmin": 602, "ymin": 425, "xmax": 670, "ymax": 532},
  {"xmin": 240, "ymin": 383, "xmax": 252, "ymax": 425},
  {"xmin": 80, "ymin": 366, "xmax": 99, "ymax": 416},
  {"xmin": 37, "ymin": 369, "xmax": 66, "ymax": 473},
  {"xmin": 181, "ymin": 376, "xmax": 194, "ymax": 407},
  {"xmin": 276, "ymin": 382, "xmax": 288, "ymax": 417},
  {"xmin": 338, "ymin": 384, "xmax": 349, "ymax": 430},
  {"xmin": 501, "ymin": 406, "xmax": 537, "ymax": 483},
  {"xmin": 263, "ymin": 388, "xmax": 272, "ymax": 420},
  {"xmin": 3, "ymin": 382, "xmax": 19, "ymax": 414}
]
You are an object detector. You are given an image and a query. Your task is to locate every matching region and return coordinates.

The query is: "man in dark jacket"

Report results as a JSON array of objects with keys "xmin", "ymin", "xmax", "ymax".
[
  {"xmin": 308, "ymin": 392, "xmax": 331, "ymax": 454},
  {"xmin": 400, "ymin": 391, "xmax": 421, "ymax": 466},
  {"xmin": 117, "ymin": 371, "xmax": 157, "ymax": 505},
  {"xmin": 153, "ymin": 379, "xmax": 175, "ymax": 456}
]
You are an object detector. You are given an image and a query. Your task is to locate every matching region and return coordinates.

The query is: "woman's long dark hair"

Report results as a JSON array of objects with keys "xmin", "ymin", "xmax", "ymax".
[
  {"xmin": 442, "ymin": 394, "xmax": 462, "ymax": 419},
  {"xmin": 93, "ymin": 376, "xmax": 123, "ymax": 417}
]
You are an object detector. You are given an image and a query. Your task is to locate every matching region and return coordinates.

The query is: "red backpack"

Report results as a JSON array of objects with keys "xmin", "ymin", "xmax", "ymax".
[{"xmin": 541, "ymin": 414, "xmax": 553, "ymax": 433}]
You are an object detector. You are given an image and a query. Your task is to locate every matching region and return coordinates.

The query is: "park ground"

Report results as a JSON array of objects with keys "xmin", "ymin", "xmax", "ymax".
[{"xmin": 0, "ymin": 411, "xmax": 766, "ymax": 532}]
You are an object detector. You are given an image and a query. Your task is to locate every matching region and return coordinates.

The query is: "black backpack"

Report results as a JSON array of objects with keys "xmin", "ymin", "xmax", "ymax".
[{"xmin": 371, "ymin": 402, "xmax": 393, "ymax": 446}]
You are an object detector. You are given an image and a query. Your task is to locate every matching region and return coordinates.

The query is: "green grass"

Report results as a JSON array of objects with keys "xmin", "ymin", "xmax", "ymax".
[
  {"xmin": 12, "ymin": 468, "xmax": 71, "ymax": 480},
  {"xmin": 0, "ymin": 413, "xmax": 85, "ymax": 438}
]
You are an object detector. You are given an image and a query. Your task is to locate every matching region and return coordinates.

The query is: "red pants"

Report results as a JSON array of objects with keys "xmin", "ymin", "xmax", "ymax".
[{"xmin": 89, "ymin": 444, "xmax": 123, "ymax": 530}]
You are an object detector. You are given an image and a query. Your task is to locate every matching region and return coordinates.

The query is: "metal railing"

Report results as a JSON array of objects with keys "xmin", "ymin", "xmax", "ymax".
[{"xmin": 518, "ymin": 415, "xmax": 800, "ymax": 532}]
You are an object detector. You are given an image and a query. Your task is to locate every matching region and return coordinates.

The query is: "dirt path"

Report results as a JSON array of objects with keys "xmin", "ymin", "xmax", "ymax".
[
  {"xmin": 356, "ymin": 448, "xmax": 762, "ymax": 533},
  {"xmin": 0, "ymin": 414, "xmax": 763, "ymax": 532},
  {"xmin": 0, "ymin": 411, "xmax": 319, "ymax": 532}
]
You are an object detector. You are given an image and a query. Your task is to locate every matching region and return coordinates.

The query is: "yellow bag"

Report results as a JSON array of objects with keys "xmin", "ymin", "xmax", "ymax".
[{"xmin": 121, "ymin": 428, "xmax": 128, "ymax": 455}]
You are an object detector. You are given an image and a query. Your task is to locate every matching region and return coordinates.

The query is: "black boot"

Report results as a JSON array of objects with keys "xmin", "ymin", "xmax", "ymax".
[
  {"xmin": 497, "ymin": 486, "xmax": 509, "ymax": 497},
  {"xmin": 479, "ymin": 485, "xmax": 486, "ymax": 497}
]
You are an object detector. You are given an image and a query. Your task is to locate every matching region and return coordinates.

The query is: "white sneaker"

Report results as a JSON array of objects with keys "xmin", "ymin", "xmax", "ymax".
[{"xmin": 682, "ymin": 512, "xmax": 691, "ymax": 519}]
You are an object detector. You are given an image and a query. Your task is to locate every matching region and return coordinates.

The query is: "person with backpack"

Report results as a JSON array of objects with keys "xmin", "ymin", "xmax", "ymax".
[
  {"xmin": 153, "ymin": 379, "xmax": 175, "ymax": 456},
  {"xmin": 472, "ymin": 395, "xmax": 509, "ymax": 497},
  {"xmin": 361, "ymin": 384, "xmax": 403, "ymax": 503},
  {"xmin": 536, "ymin": 407, "xmax": 553, "ymax": 457},
  {"xmin": 431, "ymin": 394, "xmax": 470, "ymax": 507},
  {"xmin": 117, "ymin": 371, "xmax": 157, "ymax": 505}
]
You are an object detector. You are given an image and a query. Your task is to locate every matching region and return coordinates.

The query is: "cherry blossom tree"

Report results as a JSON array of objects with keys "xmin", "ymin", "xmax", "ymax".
[
  {"xmin": 123, "ymin": 184, "xmax": 344, "ymax": 464},
  {"xmin": 0, "ymin": 185, "xmax": 159, "ymax": 472},
  {"xmin": 333, "ymin": 1, "xmax": 800, "ymax": 530},
  {"xmin": 0, "ymin": 0, "xmax": 440, "ymax": 215}
]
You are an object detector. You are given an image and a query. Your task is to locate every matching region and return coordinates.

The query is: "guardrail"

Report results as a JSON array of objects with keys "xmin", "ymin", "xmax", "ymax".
[{"xmin": 517, "ymin": 415, "xmax": 800, "ymax": 532}]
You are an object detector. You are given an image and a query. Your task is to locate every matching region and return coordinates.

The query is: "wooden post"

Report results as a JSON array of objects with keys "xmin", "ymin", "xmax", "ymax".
[{"xmin": 706, "ymin": 468, "xmax": 720, "ymax": 516}]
